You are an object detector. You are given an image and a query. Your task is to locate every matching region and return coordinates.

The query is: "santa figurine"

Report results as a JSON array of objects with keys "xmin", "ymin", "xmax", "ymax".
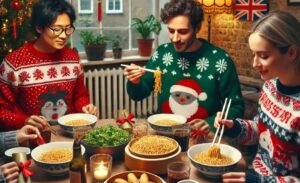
[{"xmin": 162, "ymin": 79, "xmax": 208, "ymax": 122}]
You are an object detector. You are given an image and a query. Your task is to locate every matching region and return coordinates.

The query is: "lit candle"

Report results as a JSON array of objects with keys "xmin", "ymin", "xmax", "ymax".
[{"xmin": 94, "ymin": 161, "xmax": 109, "ymax": 181}]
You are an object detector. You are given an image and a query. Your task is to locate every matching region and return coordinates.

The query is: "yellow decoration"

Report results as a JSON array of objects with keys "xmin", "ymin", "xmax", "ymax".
[{"xmin": 1, "ymin": 19, "xmax": 9, "ymax": 35}]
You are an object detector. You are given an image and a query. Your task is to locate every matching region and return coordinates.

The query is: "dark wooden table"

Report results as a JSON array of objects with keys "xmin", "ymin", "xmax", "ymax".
[{"xmin": 30, "ymin": 119, "xmax": 247, "ymax": 183}]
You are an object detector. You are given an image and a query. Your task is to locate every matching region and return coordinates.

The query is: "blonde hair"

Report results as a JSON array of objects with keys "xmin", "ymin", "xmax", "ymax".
[{"xmin": 250, "ymin": 11, "xmax": 300, "ymax": 70}]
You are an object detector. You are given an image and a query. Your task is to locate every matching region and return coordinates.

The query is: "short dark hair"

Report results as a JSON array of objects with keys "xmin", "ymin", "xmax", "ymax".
[
  {"xmin": 31, "ymin": 0, "xmax": 76, "ymax": 36},
  {"xmin": 160, "ymin": 0, "xmax": 204, "ymax": 30}
]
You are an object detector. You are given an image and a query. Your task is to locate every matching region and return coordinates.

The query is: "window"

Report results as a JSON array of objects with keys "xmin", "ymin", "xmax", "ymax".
[
  {"xmin": 106, "ymin": 0, "xmax": 123, "ymax": 14},
  {"xmin": 70, "ymin": 0, "xmax": 159, "ymax": 57},
  {"xmin": 78, "ymin": 0, "xmax": 93, "ymax": 14}
]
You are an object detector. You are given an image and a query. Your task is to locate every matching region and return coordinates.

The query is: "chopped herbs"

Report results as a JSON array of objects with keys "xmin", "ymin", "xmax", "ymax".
[{"xmin": 82, "ymin": 125, "xmax": 131, "ymax": 147}]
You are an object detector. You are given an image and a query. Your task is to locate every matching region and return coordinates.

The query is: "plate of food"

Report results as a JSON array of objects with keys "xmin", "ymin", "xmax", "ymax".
[
  {"xmin": 105, "ymin": 171, "xmax": 166, "ymax": 183},
  {"xmin": 128, "ymin": 135, "xmax": 179, "ymax": 158}
]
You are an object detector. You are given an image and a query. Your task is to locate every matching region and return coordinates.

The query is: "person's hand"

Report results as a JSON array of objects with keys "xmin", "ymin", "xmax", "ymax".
[
  {"xmin": 222, "ymin": 172, "xmax": 246, "ymax": 183},
  {"xmin": 24, "ymin": 115, "xmax": 49, "ymax": 131},
  {"xmin": 124, "ymin": 64, "xmax": 146, "ymax": 84},
  {"xmin": 0, "ymin": 162, "xmax": 19, "ymax": 183},
  {"xmin": 16, "ymin": 125, "xmax": 41, "ymax": 146},
  {"xmin": 214, "ymin": 112, "xmax": 234, "ymax": 129},
  {"xmin": 189, "ymin": 119, "xmax": 210, "ymax": 133},
  {"xmin": 82, "ymin": 104, "xmax": 99, "ymax": 118}
]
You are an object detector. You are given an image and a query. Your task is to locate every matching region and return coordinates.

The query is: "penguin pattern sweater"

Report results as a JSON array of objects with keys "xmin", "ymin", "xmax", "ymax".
[{"xmin": 0, "ymin": 43, "xmax": 90, "ymax": 131}]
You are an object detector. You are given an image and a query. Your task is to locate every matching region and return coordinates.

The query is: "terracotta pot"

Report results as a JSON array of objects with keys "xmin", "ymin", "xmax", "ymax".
[
  {"xmin": 84, "ymin": 44, "xmax": 106, "ymax": 61},
  {"xmin": 137, "ymin": 39, "xmax": 154, "ymax": 57},
  {"xmin": 112, "ymin": 48, "xmax": 122, "ymax": 59}
]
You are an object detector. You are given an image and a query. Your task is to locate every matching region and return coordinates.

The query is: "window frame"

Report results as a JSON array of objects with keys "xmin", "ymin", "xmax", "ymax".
[
  {"xmin": 106, "ymin": 0, "xmax": 123, "ymax": 14},
  {"xmin": 78, "ymin": 0, "xmax": 94, "ymax": 14}
]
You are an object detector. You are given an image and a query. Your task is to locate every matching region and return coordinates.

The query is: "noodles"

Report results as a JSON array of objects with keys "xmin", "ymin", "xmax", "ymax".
[
  {"xmin": 194, "ymin": 145, "xmax": 233, "ymax": 166},
  {"xmin": 65, "ymin": 119, "xmax": 89, "ymax": 126},
  {"xmin": 38, "ymin": 148, "xmax": 72, "ymax": 163},
  {"xmin": 155, "ymin": 119, "xmax": 179, "ymax": 126},
  {"xmin": 130, "ymin": 135, "xmax": 177, "ymax": 155},
  {"xmin": 153, "ymin": 70, "xmax": 162, "ymax": 96}
]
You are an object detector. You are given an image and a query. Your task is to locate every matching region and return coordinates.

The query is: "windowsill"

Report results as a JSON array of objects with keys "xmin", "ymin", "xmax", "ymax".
[{"xmin": 80, "ymin": 55, "xmax": 150, "ymax": 66}]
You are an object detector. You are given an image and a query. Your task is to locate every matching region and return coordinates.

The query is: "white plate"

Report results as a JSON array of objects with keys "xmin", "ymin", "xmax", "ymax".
[{"xmin": 4, "ymin": 147, "xmax": 31, "ymax": 157}]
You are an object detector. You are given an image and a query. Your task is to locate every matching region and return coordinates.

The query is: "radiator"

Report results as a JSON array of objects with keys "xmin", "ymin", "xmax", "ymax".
[{"xmin": 84, "ymin": 68, "xmax": 158, "ymax": 119}]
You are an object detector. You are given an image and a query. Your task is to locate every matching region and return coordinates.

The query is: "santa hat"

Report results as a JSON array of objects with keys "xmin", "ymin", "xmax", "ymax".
[{"xmin": 170, "ymin": 79, "xmax": 207, "ymax": 101}]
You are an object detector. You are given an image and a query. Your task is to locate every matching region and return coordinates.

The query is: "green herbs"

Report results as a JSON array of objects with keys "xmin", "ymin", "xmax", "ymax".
[{"xmin": 82, "ymin": 125, "xmax": 131, "ymax": 147}]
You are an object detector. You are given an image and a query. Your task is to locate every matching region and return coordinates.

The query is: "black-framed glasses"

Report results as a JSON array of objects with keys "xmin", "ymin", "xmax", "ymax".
[{"xmin": 48, "ymin": 26, "xmax": 75, "ymax": 36}]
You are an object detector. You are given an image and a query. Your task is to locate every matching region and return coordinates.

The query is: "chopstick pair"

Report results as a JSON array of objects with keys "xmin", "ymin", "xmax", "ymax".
[
  {"xmin": 39, "ymin": 115, "xmax": 57, "ymax": 136},
  {"xmin": 211, "ymin": 98, "xmax": 232, "ymax": 147},
  {"xmin": 120, "ymin": 64, "xmax": 157, "ymax": 73}
]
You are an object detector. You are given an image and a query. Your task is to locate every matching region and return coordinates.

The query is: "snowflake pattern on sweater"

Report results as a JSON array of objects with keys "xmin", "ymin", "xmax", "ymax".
[
  {"xmin": 0, "ymin": 43, "xmax": 90, "ymax": 131},
  {"xmin": 230, "ymin": 79, "xmax": 300, "ymax": 183},
  {"xmin": 127, "ymin": 39, "xmax": 244, "ymax": 129}
]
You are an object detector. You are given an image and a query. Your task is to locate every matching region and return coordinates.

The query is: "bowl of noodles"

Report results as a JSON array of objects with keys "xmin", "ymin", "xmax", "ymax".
[
  {"xmin": 31, "ymin": 141, "xmax": 85, "ymax": 176},
  {"xmin": 58, "ymin": 113, "xmax": 97, "ymax": 135},
  {"xmin": 147, "ymin": 114, "xmax": 187, "ymax": 135},
  {"xmin": 187, "ymin": 143, "xmax": 241, "ymax": 179}
]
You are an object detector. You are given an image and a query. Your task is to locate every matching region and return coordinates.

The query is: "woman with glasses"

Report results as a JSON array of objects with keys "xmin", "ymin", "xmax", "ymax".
[{"xmin": 0, "ymin": 0, "xmax": 98, "ymax": 132}]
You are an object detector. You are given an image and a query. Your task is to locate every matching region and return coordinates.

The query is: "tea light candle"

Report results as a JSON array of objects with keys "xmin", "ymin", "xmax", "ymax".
[{"xmin": 94, "ymin": 162, "xmax": 108, "ymax": 181}]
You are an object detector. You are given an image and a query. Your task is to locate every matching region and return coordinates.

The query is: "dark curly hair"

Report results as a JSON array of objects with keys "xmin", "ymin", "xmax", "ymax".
[
  {"xmin": 31, "ymin": 0, "xmax": 76, "ymax": 36},
  {"xmin": 160, "ymin": 0, "xmax": 204, "ymax": 30}
]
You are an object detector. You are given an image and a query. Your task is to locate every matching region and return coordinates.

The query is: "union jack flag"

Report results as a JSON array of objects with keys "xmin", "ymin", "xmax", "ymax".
[{"xmin": 234, "ymin": 0, "xmax": 269, "ymax": 21}]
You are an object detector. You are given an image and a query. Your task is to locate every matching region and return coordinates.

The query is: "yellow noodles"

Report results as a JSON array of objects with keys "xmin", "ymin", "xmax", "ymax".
[
  {"xmin": 65, "ymin": 119, "xmax": 89, "ymax": 126},
  {"xmin": 130, "ymin": 135, "xmax": 177, "ymax": 155},
  {"xmin": 39, "ymin": 148, "xmax": 72, "ymax": 163},
  {"xmin": 153, "ymin": 70, "xmax": 162, "ymax": 96},
  {"xmin": 194, "ymin": 145, "xmax": 233, "ymax": 166},
  {"xmin": 155, "ymin": 119, "xmax": 179, "ymax": 126}
]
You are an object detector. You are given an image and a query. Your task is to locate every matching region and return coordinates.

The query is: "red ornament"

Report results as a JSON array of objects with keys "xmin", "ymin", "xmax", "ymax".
[{"xmin": 11, "ymin": 0, "xmax": 22, "ymax": 11}]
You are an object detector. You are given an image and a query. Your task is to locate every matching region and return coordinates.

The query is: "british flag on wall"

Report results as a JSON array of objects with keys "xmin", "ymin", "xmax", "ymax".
[{"xmin": 234, "ymin": 0, "xmax": 269, "ymax": 21}]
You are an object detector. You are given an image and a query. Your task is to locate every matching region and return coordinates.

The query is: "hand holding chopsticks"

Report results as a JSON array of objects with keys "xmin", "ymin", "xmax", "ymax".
[{"xmin": 211, "ymin": 98, "xmax": 232, "ymax": 147}]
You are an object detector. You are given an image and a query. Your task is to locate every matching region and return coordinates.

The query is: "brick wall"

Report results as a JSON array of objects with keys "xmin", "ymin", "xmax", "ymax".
[{"xmin": 197, "ymin": 0, "xmax": 300, "ymax": 79}]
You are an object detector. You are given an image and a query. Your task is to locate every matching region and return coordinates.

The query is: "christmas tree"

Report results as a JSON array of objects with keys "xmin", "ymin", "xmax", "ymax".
[{"xmin": 0, "ymin": 0, "xmax": 38, "ymax": 61}]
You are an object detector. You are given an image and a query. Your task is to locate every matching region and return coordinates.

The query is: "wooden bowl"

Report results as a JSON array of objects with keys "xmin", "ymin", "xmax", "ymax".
[
  {"xmin": 128, "ymin": 135, "xmax": 179, "ymax": 158},
  {"xmin": 125, "ymin": 144, "xmax": 181, "ymax": 174},
  {"xmin": 105, "ymin": 171, "xmax": 166, "ymax": 183}
]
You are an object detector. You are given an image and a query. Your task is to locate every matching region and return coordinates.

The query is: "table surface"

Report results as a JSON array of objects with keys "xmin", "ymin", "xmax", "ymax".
[{"xmin": 30, "ymin": 119, "xmax": 247, "ymax": 183}]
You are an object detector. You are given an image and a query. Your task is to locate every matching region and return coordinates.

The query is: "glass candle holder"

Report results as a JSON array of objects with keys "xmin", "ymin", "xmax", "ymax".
[{"xmin": 90, "ymin": 154, "xmax": 112, "ymax": 183}]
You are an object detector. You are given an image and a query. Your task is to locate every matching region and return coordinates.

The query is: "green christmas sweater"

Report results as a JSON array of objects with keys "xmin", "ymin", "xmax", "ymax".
[{"xmin": 127, "ymin": 39, "xmax": 244, "ymax": 130}]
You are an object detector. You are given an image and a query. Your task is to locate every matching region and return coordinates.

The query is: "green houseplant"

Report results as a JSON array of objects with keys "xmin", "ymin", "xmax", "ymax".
[
  {"xmin": 111, "ymin": 35, "xmax": 122, "ymax": 59},
  {"xmin": 80, "ymin": 31, "xmax": 108, "ymax": 61},
  {"xmin": 131, "ymin": 15, "xmax": 161, "ymax": 56}
]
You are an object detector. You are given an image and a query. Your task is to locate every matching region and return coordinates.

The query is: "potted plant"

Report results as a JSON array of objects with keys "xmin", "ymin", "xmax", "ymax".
[
  {"xmin": 80, "ymin": 31, "xmax": 108, "ymax": 61},
  {"xmin": 112, "ymin": 35, "xmax": 122, "ymax": 59},
  {"xmin": 131, "ymin": 15, "xmax": 161, "ymax": 56}
]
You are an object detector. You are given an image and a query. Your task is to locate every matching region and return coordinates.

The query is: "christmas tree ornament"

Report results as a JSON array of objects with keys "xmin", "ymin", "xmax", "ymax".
[
  {"xmin": 13, "ymin": 19, "xmax": 17, "ymax": 39},
  {"xmin": 17, "ymin": 11, "xmax": 25, "ymax": 25},
  {"xmin": 11, "ymin": 0, "xmax": 23, "ymax": 11},
  {"xmin": 1, "ymin": 20, "xmax": 9, "ymax": 35},
  {"xmin": 116, "ymin": 109, "xmax": 135, "ymax": 133},
  {"xmin": 0, "ymin": 6, "xmax": 8, "ymax": 16}
]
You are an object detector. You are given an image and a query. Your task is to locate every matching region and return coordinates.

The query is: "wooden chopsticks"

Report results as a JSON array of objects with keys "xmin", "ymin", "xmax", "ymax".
[
  {"xmin": 120, "ymin": 64, "xmax": 157, "ymax": 73},
  {"xmin": 211, "ymin": 98, "xmax": 232, "ymax": 147}
]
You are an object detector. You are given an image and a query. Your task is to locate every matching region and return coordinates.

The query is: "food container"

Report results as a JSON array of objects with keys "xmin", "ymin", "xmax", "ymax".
[
  {"xmin": 147, "ymin": 114, "xmax": 186, "ymax": 135},
  {"xmin": 124, "ymin": 145, "xmax": 181, "ymax": 174},
  {"xmin": 105, "ymin": 171, "xmax": 166, "ymax": 183}
]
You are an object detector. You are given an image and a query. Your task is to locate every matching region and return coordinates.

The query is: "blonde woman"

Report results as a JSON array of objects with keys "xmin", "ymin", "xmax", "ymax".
[{"xmin": 214, "ymin": 11, "xmax": 300, "ymax": 183}]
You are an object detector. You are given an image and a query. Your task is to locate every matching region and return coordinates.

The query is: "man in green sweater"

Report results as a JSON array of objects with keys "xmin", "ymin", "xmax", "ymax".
[{"xmin": 125, "ymin": 0, "xmax": 244, "ymax": 133}]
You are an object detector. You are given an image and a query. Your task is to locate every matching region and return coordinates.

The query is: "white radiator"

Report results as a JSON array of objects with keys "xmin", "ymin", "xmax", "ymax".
[{"xmin": 84, "ymin": 68, "xmax": 158, "ymax": 119}]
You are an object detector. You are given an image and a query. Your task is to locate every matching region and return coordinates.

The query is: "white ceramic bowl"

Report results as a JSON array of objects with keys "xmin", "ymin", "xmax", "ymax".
[
  {"xmin": 178, "ymin": 179, "xmax": 199, "ymax": 183},
  {"xmin": 147, "ymin": 114, "xmax": 187, "ymax": 135},
  {"xmin": 31, "ymin": 141, "xmax": 85, "ymax": 176},
  {"xmin": 58, "ymin": 113, "xmax": 97, "ymax": 135},
  {"xmin": 187, "ymin": 143, "xmax": 241, "ymax": 179}
]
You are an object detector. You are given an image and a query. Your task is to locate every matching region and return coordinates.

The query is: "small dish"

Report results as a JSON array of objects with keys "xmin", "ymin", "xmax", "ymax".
[
  {"xmin": 178, "ymin": 179, "xmax": 199, "ymax": 183},
  {"xmin": 4, "ymin": 147, "xmax": 31, "ymax": 158}
]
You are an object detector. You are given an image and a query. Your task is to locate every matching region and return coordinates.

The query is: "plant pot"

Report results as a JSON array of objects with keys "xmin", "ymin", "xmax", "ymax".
[
  {"xmin": 137, "ymin": 39, "xmax": 154, "ymax": 57},
  {"xmin": 84, "ymin": 44, "xmax": 107, "ymax": 61},
  {"xmin": 112, "ymin": 48, "xmax": 122, "ymax": 59}
]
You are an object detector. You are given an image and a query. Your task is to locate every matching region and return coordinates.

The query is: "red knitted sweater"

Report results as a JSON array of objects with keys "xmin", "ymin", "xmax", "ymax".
[{"xmin": 0, "ymin": 42, "xmax": 90, "ymax": 131}]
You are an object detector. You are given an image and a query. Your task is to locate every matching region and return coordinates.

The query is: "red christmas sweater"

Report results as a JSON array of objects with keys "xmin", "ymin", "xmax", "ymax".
[{"xmin": 0, "ymin": 43, "xmax": 90, "ymax": 131}]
